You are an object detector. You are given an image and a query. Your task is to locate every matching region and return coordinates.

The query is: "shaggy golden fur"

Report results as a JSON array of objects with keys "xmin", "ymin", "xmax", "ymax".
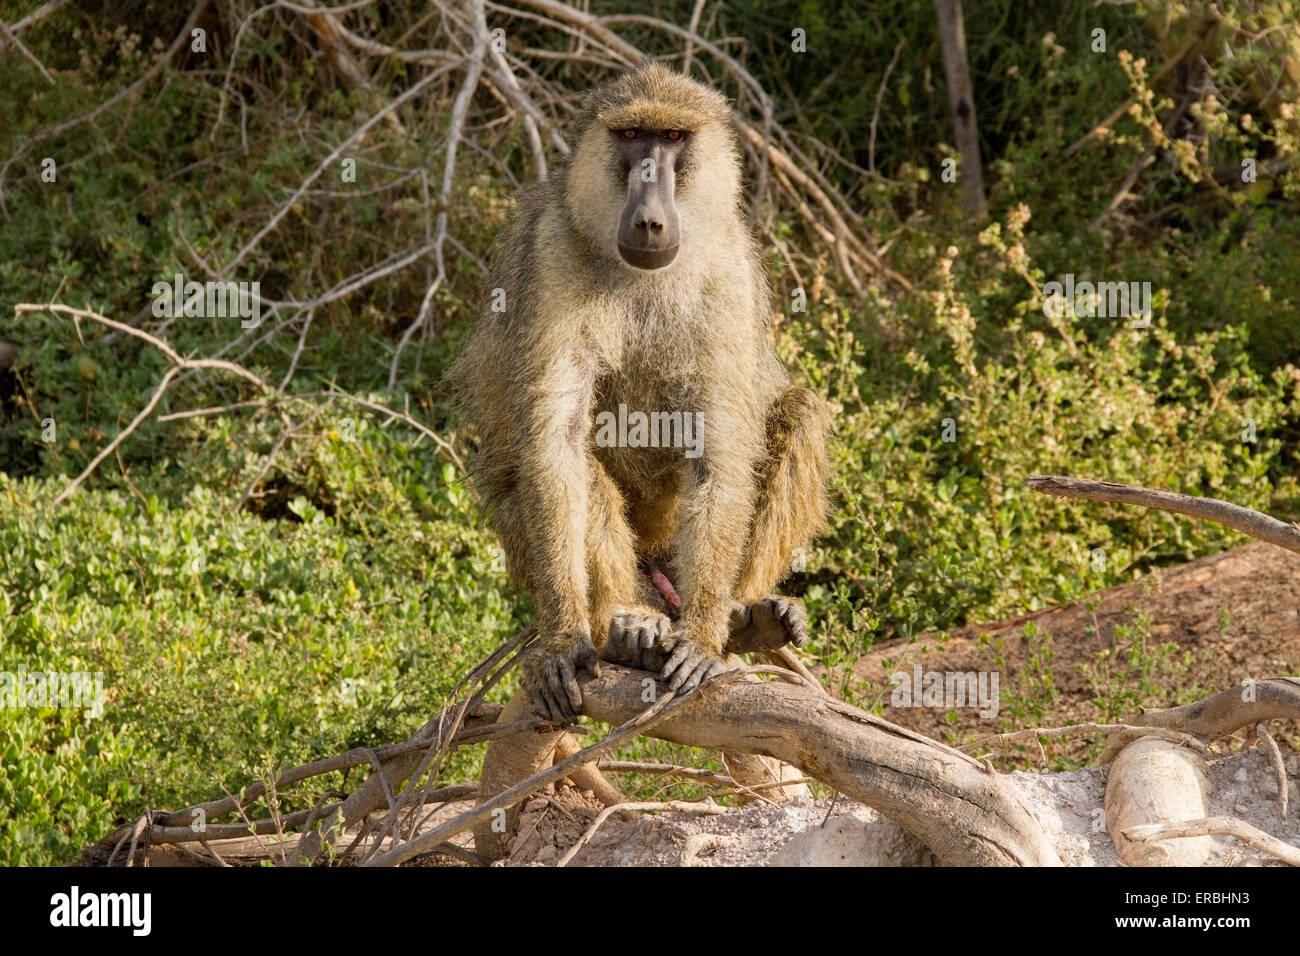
[{"xmin": 450, "ymin": 61, "xmax": 828, "ymax": 714}]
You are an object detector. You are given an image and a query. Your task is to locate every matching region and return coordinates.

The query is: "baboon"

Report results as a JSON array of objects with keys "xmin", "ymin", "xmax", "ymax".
[{"xmin": 451, "ymin": 63, "xmax": 829, "ymax": 726}]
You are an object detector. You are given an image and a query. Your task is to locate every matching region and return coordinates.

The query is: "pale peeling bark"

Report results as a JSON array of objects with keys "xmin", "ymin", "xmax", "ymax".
[{"xmin": 476, "ymin": 664, "xmax": 1062, "ymax": 866}]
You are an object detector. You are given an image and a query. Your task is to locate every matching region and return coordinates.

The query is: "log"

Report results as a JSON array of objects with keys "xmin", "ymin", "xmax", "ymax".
[
  {"xmin": 1027, "ymin": 474, "xmax": 1300, "ymax": 555},
  {"xmin": 1105, "ymin": 737, "xmax": 1215, "ymax": 866},
  {"xmin": 478, "ymin": 664, "xmax": 1061, "ymax": 866}
]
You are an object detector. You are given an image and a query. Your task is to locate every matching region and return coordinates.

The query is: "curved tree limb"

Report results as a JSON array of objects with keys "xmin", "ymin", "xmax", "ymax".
[
  {"xmin": 1027, "ymin": 474, "xmax": 1300, "ymax": 555},
  {"xmin": 1098, "ymin": 678, "xmax": 1300, "ymax": 763},
  {"xmin": 1124, "ymin": 817, "xmax": 1300, "ymax": 866},
  {"xmin": 573, "ymin": 665, "xmax": 1061, "ymax": 866}
]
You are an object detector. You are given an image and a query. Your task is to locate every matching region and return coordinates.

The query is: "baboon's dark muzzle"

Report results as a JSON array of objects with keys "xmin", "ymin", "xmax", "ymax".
[{"xmin": 617, "ymin": 157, "xmax": 680, "ymax": 269}]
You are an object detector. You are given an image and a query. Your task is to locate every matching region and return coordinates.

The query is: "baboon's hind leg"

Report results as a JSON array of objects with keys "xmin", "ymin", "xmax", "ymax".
[
  {"xmin": 475, "ymin": 459, "xmax": 645, "ymax": 859},
  {"xmin": 585, "ymin": 460, "xmax": 646, "ymax": 650},
  {"xmin": 727, "ymin": 386, "xmax": 828, "ymax": 804},
  {"xmin": 733, "ymin": 386, "xmax": 830, "ymax": 604}
]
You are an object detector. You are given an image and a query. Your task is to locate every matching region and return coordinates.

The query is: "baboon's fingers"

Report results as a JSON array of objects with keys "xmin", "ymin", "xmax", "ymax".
[
  {"xmin": 682, "ymin": 656, "xmax": 724, "ymax": 692},
  {"xmin": 778, "ymin": 598, "xmax": 809, "ymax": 646},
  {"xmin": 605, "ymin": 619, "xmax": 628, "ymax": 651},
  {"xmin": 728, "ymin": 602, "xmax": 752, "ymax": 630},
  {"xmin": 533, "ymin": 684, "xmax": 561, "ymax": 722},
  {"xmin": 574, "ymin": 639, "xmax": 600, "ymax": 680},
  {"xmin": 557, "ymin": 656, "xmax": 584, "ymax": 713},
  {"xmin": 661, "ymin": 641, "xmax": 697, "ymax": 690},
  {"xmin": 547, "ymin": 690, "xmax": 573, "ymax": 724},
  {"xmin": 547, "ymin": 677, "xmax": 577, "ymax": 723},
  {"xmin": 605, "ymin": 609, "xmax": 674, "ymax": 669},
  {"xmin": 549, "ymin": 661, "xmax": 577, "ymax": 721},
  {"xmin": 536, "ymin": 659, "xmax": 564, "ymax": 720},
  {"xmin": 662, "ymin": 637, "xmax": 725, "ymax": 692}
]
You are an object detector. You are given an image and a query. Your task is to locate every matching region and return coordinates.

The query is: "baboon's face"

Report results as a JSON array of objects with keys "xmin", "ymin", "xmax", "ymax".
[{"xmin": 610, "ymin": 128, "xmax": 688, "ymax": 269}]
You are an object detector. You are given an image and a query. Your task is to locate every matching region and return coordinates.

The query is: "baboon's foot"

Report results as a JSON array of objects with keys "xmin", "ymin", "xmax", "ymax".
[
  {"xmin": 725, "ymin": 596, "xmax": 809, "ymax": 654},
  {"xmin": 604, "ymin": 607, "xmax": 729, "ymax": 693},
  {"xmin": 659, "ymin": 630, "xmax": 727, "ymax": 693},
  {"xmin": 602, "ymin": 605, "xmax": 674, "ymax": 671}
]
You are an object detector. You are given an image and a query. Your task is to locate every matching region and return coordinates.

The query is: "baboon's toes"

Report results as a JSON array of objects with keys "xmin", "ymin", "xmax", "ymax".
[
  {"xmin": 765, "ymin": 596, "xmax": 809, "ymax": 647},
  {"xmin": 604, "ymin": 606, "xmax": 673, "ymax": 670},
  {"xmin": 726, "ymin": 596, "xmax": 809, "ymax": 652},
  {"xmin": 660, "ymin": 636, "xmax": 726, "ymax": 693}
]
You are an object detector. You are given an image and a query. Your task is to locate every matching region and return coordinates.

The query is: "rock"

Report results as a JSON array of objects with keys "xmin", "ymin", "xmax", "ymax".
[{"xmin": 769, "ymin": 809, "xmax": 931, "ymax": 866}]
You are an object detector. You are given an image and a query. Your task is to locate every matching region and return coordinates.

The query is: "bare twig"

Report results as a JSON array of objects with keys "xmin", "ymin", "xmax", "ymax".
[
  {"xmin": 681, "ymin": 0, "xmax": 707, "ymax": 77},
  {"xmin": 556, "ymin": 799, "xmax": 726, "ymax": 867},
  {"xmin": 6, "ymin": 0, "xmax": 68, "ymax": 38},
  {"xmin": 388, "ymin": 0, "xmax": 489, "ymax": 388},
  {"xmin": 0, "ymin": 16, "xmax": 55, "ymax": 83},
  {"xmin": 763, "ymin": 645, "xmax": 825, "ymax": 693},
  {"xmin": 967, "ymin": 722, "xmax": 1210, "ymax": 757},
  {"xmin": 598, "ymin": 759, "xmax": 736, "ymax": 788},
  {"xmin": 17, "ymin": 303, "xmax": 274, "ymax": 507},
  {"xmin": 868, "ymin": 37, "xmax": 905, "ymax": 176},
  {"xmin": 1123, "ymin": 817, "xmax": 1300, "ymax": 866},
  {"xmin": 1027, "ymin": 474, "xmax": 1300, "ymax": 555},
  {"xmin": 1255, "ymin": 724, "xmax": 1289, "ymax": 819},
  {"xmin": 222, "ymin": 63, "xmax": 456, "ymax": 274}
]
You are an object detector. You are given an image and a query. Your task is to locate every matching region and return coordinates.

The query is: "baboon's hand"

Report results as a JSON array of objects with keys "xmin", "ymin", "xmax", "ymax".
[
  {"xmin": 659, "ymin": 630, "xmax": 727, "ymax": 694},
  {"xmin": 522, "ymin": 633, "xmax": 599, "ymax": 724}
]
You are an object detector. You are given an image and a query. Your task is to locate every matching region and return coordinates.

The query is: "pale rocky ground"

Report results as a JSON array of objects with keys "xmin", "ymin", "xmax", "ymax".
[{"xmin": 495, "ymin": 748, "xmax": 1299, "ymax": 866}]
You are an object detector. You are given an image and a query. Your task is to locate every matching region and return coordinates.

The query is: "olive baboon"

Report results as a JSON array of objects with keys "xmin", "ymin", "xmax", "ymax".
[{"xmin": 451, "ymin": 63, "xmax": 829, "ymax": 725}]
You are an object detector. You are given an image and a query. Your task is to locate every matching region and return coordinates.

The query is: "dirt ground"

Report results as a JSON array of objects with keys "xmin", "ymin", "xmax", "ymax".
[{"xmin": 827, "ymin": 540, "xmax": 1300, "ymax": 757}]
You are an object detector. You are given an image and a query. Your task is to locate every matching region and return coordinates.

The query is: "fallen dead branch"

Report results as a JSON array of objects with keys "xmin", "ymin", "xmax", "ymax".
[
  {"xmin": 81, "ymin": 632, "xmax": 1298, "ymax": 868},
  {"xmin": 965, "ymin": 722, "xmax": 1210, "ymax": 758},
  {"xmin": 475, "ymin": 662, "xmax": 1062, "ymax": 866},
  {"xmin": 84, "ymin": 652, "xmax": 1069, "ymax": 867},
  {"xmin": 1123, "ymin": 816, "xmax": 1300, "ymax": 866},
  {"xmin": 1028, "ymin": 474, "xmax": 1300, "ymax": 555}
]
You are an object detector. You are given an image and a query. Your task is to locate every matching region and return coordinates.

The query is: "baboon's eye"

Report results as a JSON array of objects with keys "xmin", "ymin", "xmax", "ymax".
[
  {"xmin": 620, "ymin": 129, "xmax": 639, "ymax": 140},
  {"xmin": 664, "ymin": 130, "xmax": 684, "ymax": 142}
]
